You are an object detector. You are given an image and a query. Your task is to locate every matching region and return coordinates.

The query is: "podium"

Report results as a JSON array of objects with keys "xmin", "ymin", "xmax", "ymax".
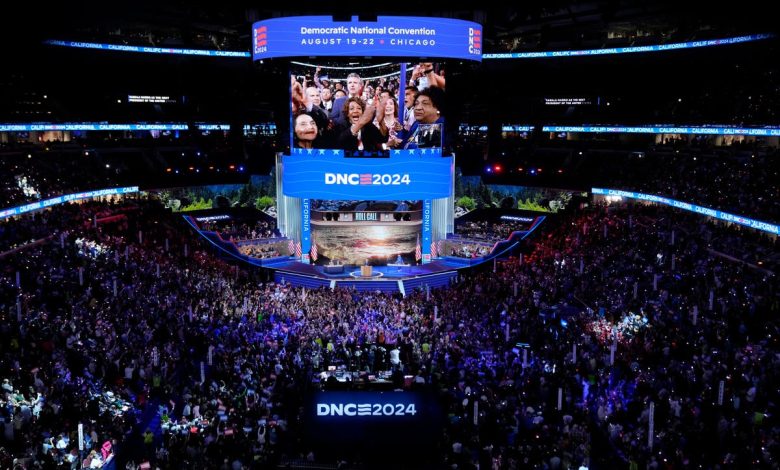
[
  {"xmin": 324, "ymin": 264, "xmax": 344, "ymax": 274},
  {"xmin": 360, "ymin": 265, "xmax": 373, "ymax": 277}
]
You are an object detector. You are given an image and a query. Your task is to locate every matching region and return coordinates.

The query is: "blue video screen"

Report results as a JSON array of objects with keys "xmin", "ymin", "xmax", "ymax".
[{"xmin": 252, "ymin": 16, "xmax": 482, "ymax": 61}]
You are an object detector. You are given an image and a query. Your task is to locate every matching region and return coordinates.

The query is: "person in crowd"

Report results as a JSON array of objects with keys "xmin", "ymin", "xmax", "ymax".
[
  {"xmin": 330, "ymin": 73, "xmax": 363, "ymax": 126},
  {"xmin": 302, "ymin": 87, "xmax": 330, "ymax": 133},
  {"xmin": 313, "ymin": 66, "xmax": 331, "ymax": 92},
  {"xmin": 292, "ymin": 112, "xmax": 320, "ymax": 150},
  {"xmin": 409, "ymin": 62, "xmax": 445, "ymax": 90},
  {"xmin": 402, "ymin": 86, "xmax": 418, "ymax": 131},
  {"xmin": 336, "ymin": 97, "xmax": 386, "ymax": 152},
  {"xmin": 332, "ymin": 89, "xmax": 347, "ymax": 101},
  {"xmin": 394, "ymin": 86, "xmax": 445, "ymax": 149},
  {"xmin": 374, "ymin": 95, "xmax": 403, "ymax": 147},
  {"xmin": 320, "ymin": 87, "xmax": 334, "ymax": 115}
]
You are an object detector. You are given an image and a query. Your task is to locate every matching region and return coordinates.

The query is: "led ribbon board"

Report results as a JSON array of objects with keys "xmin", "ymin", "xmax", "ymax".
[
  {"xmin": 0, "ymin": 187, "xmax": 140, "ymax": 220},
  {"xmin": 281, "ymin": 154, "xmax": 453, "ymax": 200},
  {"xmin": 0, "ymin": 123, "xmax": 189, "ymax": 131},
  {"xmin": 544, "ymin": 126, "xmax": 780, "ymax": 136},
  {"xmin": 592, "ymin": 188, "xmax": 779, "ymax": 235},
  {"xmin": 483, "ymin": 33, "xmax": 775, "ymax": 59},
  {"xmin": 252, "ymin": 16, "xmax": 482, "ymax": 61},
  {"xmin": 0, "ymin": 123, "xmax": 246, "ymax": 132},
  {"xmin": 44, "ymin": 40, "xmax": 249, "ymax": 57}
]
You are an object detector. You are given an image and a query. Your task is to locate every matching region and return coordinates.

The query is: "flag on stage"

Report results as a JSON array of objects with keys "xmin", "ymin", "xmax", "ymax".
[
  {"xmin": 310, "ymin": 234, "xmax": 318, "ymax": 262},
  {"xmin": 415, "ymin": 233, "xmax": 421, "ymax": 261},
  {"xmin": 288, "ymin": 239, "xmax": 295, "ymax": 255},
  {"xmin": 437, "ymin": 239, "xmax": 445, "ymax": 257},
  {"xmin": 295, "ymin": 241, "xmax": 302, "ymax": 259},
  {"xmin": 430, "ymin": 240, "xmax": 438, "ymax": 258}
]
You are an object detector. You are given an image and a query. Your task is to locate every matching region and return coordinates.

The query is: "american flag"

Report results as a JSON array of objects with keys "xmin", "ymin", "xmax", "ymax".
[
  {"xmin": 415, "ymin": 234, "xmax": 421, "ymax": 262},
  {"xmin": 430, "ymin": 240, "xmax": 438, "ymax": 258},
  {"xmin": 438, "ymin": 239, "xmax": 445, "ymax": 257},
  {"xmin": 288, "ymin": 239, "xmax": 295, "ymax": 256},
  {"xmin": 295, "ymin": 241, "xmax": 302, "ymax": 259},
  {"xmin": 310, "ymin": 234, "xmax": 318, "ymax": 262}
]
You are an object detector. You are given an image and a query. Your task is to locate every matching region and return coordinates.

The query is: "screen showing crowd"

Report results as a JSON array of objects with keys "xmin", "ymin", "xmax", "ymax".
[{"xmin": 290, "ymin": 61, "xmax": 446, "ymax": 156}]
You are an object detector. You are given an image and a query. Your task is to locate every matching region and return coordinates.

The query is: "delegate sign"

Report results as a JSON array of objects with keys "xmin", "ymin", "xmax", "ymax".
[{"xmin": 304, "ymin": 390, "xmax": 443, "ymax": 455}]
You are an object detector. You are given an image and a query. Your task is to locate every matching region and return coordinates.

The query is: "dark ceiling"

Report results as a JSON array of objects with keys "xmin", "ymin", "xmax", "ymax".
[
  {"xmin": 1, "ymin": 2, "xmax": 777, "ymax": 128},
  {"xmin": 3, "ymin": 1, "xmax": 775, "ymax": 54}
]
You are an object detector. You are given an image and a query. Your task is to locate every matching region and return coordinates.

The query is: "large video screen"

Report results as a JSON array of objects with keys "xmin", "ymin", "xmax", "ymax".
[
  {"xmin": 290, "ymin": 61, "xmax": 447, "ymax": 156},
  {"xmin": 252, "ymin": 16, "xmax": 483, "ymax": 61},
  {"xmin": 310, "ymin": 200, "xmax": 420, "ymax": 266}
]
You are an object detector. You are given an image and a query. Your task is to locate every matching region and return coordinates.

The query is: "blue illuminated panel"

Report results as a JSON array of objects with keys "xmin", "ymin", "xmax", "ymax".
[
  {"xmin": 0, "ymin": 123, "xmax": 188, "ymax": 131},
  {"xmin": 282, "ymin": 154, "xmax": 453, "ymax": 200},
  {"xmin": 196, "ymin": 124, "xmax": 231, "ymax": 131},
  {"xmin": 42, "ymin": 33, "xmax": 774, "ymax": 61},
  {"xmin": 288, "ymin": 148, "xmax": 442, "ymax": 157},
  {"xmin": 0, "ymin": 123, "xmax": 247, "ymax": 132},
  {"xmin": 484, "ymin": 33, "xmax": 775, "ymax": 59},
  {"xmin": 44, "ymin": 40, "xmax": 250, "ymax": 57},
  {"xmin": 0, "ymin": 187, "xmax": 140, "ymax": 220},
  {"xmin": 592, "ymin": 188, "xmax": 778, "ymax": 235},
  {"xmin": 543, "ymin": 126, "xmax": 780, "ymax": 136},
  {"xmin": 252, "ymin": 16, "xmax": 482, "ymax": 61}
]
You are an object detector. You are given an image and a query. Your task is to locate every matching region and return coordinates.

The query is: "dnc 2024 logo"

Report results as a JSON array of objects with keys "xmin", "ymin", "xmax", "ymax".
[
  {"xmin": 254, "ymin": 26, "xmax": 267, "ymax": 54},
  {"xmin": 469, "ymin": 27, "xmax": 481, "ymax": 55},
  {"xmin": 324, "ymin": 173, "xmax": 411, "ymax": 186}
]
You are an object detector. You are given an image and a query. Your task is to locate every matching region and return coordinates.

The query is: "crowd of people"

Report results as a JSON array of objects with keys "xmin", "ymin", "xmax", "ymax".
[
  {"xmin": 443, "ymin": 241, "xmax": 493, "ymax": 259},
  {"xmin": 236, "ymin": 243, "xmax": 281, "ymax": 259},
  {"xmin": 290, "ymin": 63, "xmax": 446, "ymax": 153},
  {"xmin": 197, "ymin": 220, "xmax": 280, "ymax": 242},
  {"xmin": 0, "ymin": 152, "xmax": 113, "ymax": 208},
  {"xmin": 483, "ymin": 139, "xmax": 779, "ymax": 223},
  {"xmin": 605, "ymin": 146, "xmax": 780, "ymax": 223},
  {"xmin": 454, "ymin": 220, "xmax": 531, "ymax": 243},
  {"xmin": 0, "ymin": 193, "xmax": 777, "ymax": 469}
]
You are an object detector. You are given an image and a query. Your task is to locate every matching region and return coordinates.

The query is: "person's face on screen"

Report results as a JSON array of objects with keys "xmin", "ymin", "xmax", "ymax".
[
  {"xmin": 346, "ymin": 76, "xmax": 362, "ymax": 97},
  {"xmin": 404, "ymin": 88, "xmax": 416, "ymax": 108},
  {"xmin": 305, "ymin": 87, "xmax": 322, "ymax": 107},
  {"xmin": 413, "ymin": 95, "xmax": 439, "ymax": 123},
  {"xmin": 294, "ymin": 114, "xmax": 318, "ymax": 144},
  {"xmin": 347, "ymin": 101, "xmax": 364, "ymax": 125},
  {"xmin": 384, "ymin": 99, "xmax": 396, "ymax": 117}
]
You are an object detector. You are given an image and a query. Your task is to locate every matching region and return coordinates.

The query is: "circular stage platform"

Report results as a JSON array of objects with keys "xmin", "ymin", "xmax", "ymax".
[{"xmin": 349, "ymin": 270, "xmax": 384, "ymax": 279}]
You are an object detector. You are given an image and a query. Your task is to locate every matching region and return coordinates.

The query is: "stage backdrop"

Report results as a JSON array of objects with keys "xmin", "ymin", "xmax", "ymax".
[{"xmin": 313, "ymin": 224, "xmax": 419, "ymax": 266}]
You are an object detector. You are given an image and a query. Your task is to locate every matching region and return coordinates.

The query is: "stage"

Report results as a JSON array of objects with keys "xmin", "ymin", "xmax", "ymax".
[
  {"xmin": 264, "ymin": 259, "xmax": 465, "ymax": 294},
  {"xmin": 184, "ymin": 213, "xmax": 546, "ymax": 295}
]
